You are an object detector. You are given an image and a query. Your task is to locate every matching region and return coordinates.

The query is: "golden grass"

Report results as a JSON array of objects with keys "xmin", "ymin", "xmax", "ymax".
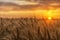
[{"xmin": 0, "ymin": 17, "xmax": 60, "ymax": 40}]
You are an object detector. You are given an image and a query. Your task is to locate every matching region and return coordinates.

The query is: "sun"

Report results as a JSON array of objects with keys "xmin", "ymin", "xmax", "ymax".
[{"xmin": 48, "ymin": 16, "xmax": 52, "ymax": 20}]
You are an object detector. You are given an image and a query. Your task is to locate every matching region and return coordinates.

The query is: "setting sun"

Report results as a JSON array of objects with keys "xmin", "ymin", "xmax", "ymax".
[{"xmin": 48, "ymin": 17, "xmax": 52, "ymax": 20}]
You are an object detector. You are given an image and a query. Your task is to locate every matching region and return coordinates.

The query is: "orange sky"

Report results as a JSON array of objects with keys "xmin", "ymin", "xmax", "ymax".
[
  {"xmin": 0, "ymin": 8, "xmax": 60, "ymax": 19},
  {"xmin": 0, "ymin": 0, "xmax": 60, "ymax": 19}
]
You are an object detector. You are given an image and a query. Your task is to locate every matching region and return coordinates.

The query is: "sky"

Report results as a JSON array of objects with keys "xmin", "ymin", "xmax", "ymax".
[
  {"xmin": 0, "ymin": 0, "xmax": 60, "ymax": 5},
  {"xmin": 0, "ymin": 0, "xmax": 60, "ymax": 8},
  {"xmin": 0, "ymin": 0, "xmax": 38, "ymax": 5},
  {"xmin": 0, "ymin": 0, "xmax": 60, "ymax": 19}
]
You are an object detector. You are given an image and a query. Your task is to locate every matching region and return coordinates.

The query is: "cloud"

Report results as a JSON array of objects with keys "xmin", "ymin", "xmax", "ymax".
[
  {"xmin": 0, "ymin": 0, "xmax": 60, "ymax": 6},
  {"xmin": 0, "ymin": 0, "xmax": 38, "ymax": 5}
]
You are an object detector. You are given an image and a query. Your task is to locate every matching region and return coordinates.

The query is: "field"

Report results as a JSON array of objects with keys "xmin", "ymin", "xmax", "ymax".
[{"xmin": 0, "ymin": 17, "xmax": 60, "ymax": 40}]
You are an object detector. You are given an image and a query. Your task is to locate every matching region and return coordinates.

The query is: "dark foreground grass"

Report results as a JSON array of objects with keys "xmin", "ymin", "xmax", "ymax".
[{"xmin": 0, "ymin": 18, "xmax": 60, "ymax": 40}]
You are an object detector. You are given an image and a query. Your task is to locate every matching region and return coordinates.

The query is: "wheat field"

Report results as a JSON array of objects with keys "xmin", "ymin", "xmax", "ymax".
[{"xmin": 0, "ymin": 17, "xmax": 60, "ymax": 40}]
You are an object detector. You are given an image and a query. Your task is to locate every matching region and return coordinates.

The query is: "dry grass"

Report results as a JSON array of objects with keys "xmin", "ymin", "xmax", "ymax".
[{"xmin": 0, "ymin": 17, "xmax": 60, "ymax": 40}]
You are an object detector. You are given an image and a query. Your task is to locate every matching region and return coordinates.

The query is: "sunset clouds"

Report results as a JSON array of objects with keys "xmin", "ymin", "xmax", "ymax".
[
  {"xmin": 0, "ymin": 0, "xmax": 38, "ymax": 5},
  {"xmin": 0, "ymin": 0, "xmax": 60, "ymax": 18},
  {"xmin": 0, "ymin": 0, "xmax": 60, "ymax": 7}
]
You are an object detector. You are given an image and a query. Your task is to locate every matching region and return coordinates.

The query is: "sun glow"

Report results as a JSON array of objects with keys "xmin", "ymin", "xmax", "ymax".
[
  {"xmin": 0, "ymin": 8, "xmax": 60, "ymax": 18},
  {"xmin": 48, "ymin": 16, "xmax": 52, "ymax": 20},
  {"xmin": 46, "ymin": 9, "xmax": 55, "ymax": 19}
]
